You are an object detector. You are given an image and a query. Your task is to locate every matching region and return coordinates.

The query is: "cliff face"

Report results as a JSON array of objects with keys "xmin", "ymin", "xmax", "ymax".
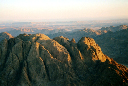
[{"xmin": 0, "ymin": 33, "xmax": 128, "ymax": 86}]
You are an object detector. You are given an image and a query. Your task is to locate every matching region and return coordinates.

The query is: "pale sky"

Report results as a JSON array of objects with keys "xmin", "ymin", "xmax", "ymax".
[{"xmin": 0, "ymin": 0, "xmax": 128, "ymax": 22}]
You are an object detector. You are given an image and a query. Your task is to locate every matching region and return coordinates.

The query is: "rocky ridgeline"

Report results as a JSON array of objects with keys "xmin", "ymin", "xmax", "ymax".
[
  {"xmin": 0, "ymin": 33, "xmax": 128, "ymax": 86},
  {"xmin": 101, "ymin": 25, "xmax": 128, "ymax": 32},
  {"xmin": 0, "ymin": 32, "xmax": 13, "ymax": 42}
]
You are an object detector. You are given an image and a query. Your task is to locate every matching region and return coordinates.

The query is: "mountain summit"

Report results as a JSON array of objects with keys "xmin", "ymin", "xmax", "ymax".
[{"xmin": 0, "ymin": 33, "xmax": 128, "ymax": 86}]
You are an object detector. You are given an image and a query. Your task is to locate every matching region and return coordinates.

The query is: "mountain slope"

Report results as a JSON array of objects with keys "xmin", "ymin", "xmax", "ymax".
[
  {"xmin": 95, "ymin": 28, "xmax": 128, "ymax": 65},
  {"xmin": 0, "ymin": 33, "xmax": 128, "ymax": 86},
  {"xmin": 0, "ymin": 32, "xmax": 13, "ymax": 42}
]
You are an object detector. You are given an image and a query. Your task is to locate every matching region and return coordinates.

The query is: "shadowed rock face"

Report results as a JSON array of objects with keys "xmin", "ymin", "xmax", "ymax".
[{"xmin": 0, "ymin": 33, "xmax": 128, "ymax": 86}]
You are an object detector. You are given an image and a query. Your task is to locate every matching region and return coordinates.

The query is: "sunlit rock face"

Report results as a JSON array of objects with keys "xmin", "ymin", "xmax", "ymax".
[{"xmin": 0, "ymin": 33, "xmax": 128, "ymax": 86}]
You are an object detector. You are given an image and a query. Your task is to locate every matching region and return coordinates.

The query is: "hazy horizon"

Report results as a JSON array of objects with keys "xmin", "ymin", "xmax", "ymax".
[{"xmin": 0, "ymin": 0, "xmax": 128, "ymax": 22}]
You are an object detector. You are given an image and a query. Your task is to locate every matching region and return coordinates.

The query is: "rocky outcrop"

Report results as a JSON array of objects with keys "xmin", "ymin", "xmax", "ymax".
[
  {"xmin": 0, "ymin": 33, "xmax": 128, "ymax": 86},
  {"xmin": 0, "ymin": 32, "xmax": 13, "ymax": 42}
]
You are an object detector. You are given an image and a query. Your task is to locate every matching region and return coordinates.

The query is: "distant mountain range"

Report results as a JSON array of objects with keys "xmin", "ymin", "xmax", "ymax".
[
  {"xmin": 0, "ymin": 33, "xmax": 128, "ymax": 86},
  {"xmin": 7, "ymin": 28, "xmax": 70, "ymax": 37},
  {"xmin": 47, "ymin": 28, "xmax": 107, "ymax": 42},
  {"xmin": 100, "ymin": 25, "xmax": 128, "ymax": 32},
  {"xmin": 48, "ymin": 25, "xmax": 128, "ymax": 42}
]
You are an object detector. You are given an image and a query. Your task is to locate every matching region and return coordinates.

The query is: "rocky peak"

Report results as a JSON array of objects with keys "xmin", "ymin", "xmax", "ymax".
[
  {"xmin": 16, "ymin": 33, "xmax": 50, "ymax": 42},
  {"xmin": 70, "ymin": 38, "xmax": 76, "ymax": 43},
  {"xmin": 53, "ymin": 36, "xmax": 70, "ymax": 45},
  {"xmin": 78, "ymin": 37, "xmax": 96, "ymax": 47},
  {"xmin": 77, "ymin": 37, "xmax": 111, "ymax": 62}
]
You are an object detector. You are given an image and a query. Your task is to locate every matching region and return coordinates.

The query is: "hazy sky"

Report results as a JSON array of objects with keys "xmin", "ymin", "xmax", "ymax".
[{"xmin": 0, "ymin": 0, "xmax": 128, "ymax": 22}]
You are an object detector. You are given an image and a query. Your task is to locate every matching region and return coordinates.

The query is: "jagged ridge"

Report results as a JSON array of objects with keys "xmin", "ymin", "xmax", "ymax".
[{"xmin": 0, "ymin": 33, "xmax": 128, "ymax": 86}]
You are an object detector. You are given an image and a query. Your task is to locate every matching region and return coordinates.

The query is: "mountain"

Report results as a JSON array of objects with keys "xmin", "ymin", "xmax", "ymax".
[
  {"xmin": 48, "ymin": 28, "xmax": 104, "ymax": 42},
  {"xmin": 100, "ymin": 25, "xmax": 128, "ymax": 32},
  {"xmin": 48, "ymin": 25, "xmax": 128, "ymax": 42},
  {"xmin": 7, "ymin": 29, "xmax": 35, "ymax": 37},
  {"xmin": 0, "ymin": 32, "xmax": 13, "ymax": 42},
  {"xmin": 7, "ymin": 28, "xmax": 70, "ymax": 37},
  {"xmin": 0, "ymin": 33, "xmax": 128, "ymax": 86},
  {"xmin": 95, "ymin": 28, "xmax": 128, "ymax": 65},
  {"xmin": 48, "ymin": 25, "xmax": 128, "ymax": 66}
]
